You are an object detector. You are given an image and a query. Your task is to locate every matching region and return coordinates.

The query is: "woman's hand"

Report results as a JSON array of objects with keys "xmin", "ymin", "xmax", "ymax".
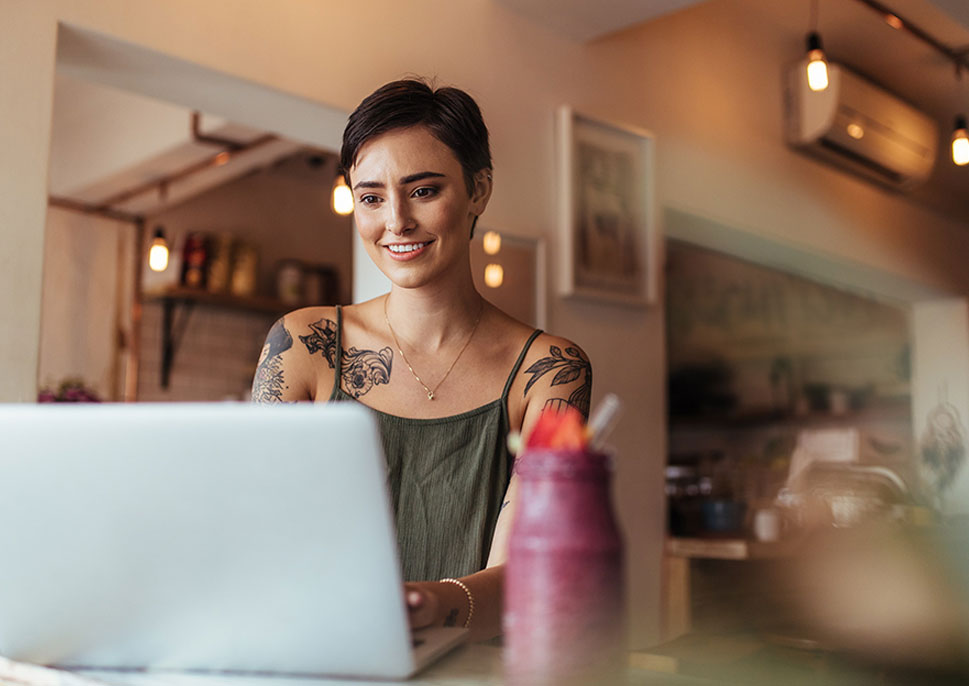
[
  {"xmin": 404, "ymin": 581, "xmax": 443, "ymax": 629},
  {"xmin": 405, "ymin": 568, "xmax": 502, "ymax": 640}
]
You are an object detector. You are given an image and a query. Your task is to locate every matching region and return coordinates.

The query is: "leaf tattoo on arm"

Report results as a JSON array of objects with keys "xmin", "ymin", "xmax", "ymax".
[
  {"xmin": 252, "ymin": 319, "xmax": 294, "ymax": 403},
  {"xmin": 523, "ymin": 345, "xmax": 592, "ymax": 417},
  {"xmin": 298, "ymin": 318, "xmax": 393, "ymax": 399}
]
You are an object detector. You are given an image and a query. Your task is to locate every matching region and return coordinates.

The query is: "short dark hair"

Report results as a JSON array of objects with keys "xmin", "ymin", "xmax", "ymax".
[{"xmin": 340, "ymin": 78, "xmax": 492, "ymax": 197}]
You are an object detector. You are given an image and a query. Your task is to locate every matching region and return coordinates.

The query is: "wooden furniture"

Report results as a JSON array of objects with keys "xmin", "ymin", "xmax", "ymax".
[{"xmin": 662, "ymin": 536, "xmax": 801, "ymax": 641}]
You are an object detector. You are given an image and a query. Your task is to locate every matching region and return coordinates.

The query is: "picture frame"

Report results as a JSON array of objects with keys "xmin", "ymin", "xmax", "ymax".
[
  {"xmin": 470, "ymin": 228, "xmax": 547, "ymax": 330},
  {"xmin": 557, "ymin": 106, "xmax": 657, "ymax": 305}
]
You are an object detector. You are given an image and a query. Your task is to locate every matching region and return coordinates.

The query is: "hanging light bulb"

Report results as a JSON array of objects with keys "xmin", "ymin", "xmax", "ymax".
[
  {"xmin": 148, "ymin": 227, "xmax": 169, "ymax": 272},
  {"xmin": 806, "ymin": 32, "xmax": 829, "ymax": 92},
  {"xmin": 484, "ymin": 264, "xmax": 504, "ymax": 288},
  {"xmin": 331, "ymin": 174, "xmax": 354, "ymax": 215},
  {"xmin": 482, "ymin": 230, "xmax": 502, "ymax": 255},
  {"xmin": 952, "ymin": 116, "xmax": 969, "ymax": 166}
]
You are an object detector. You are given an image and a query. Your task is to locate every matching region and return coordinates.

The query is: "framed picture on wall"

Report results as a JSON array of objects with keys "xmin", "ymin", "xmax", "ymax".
[{"xmin": 557, "ymin": 106, "xmax": 657, "ymax": 305}]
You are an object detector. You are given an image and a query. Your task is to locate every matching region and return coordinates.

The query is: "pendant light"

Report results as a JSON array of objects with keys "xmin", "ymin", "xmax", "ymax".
[
  {"xmin": 148, "ymin": 226, "xmax": 169, "ymax": 272},
  {"xmin": 953, "ymin": 115, "xmax": 969, "ymax": 166},
  {"xmin": 806, "ymin": 32, "xmax": 829, "ymax": 91},
  {"xmin": 805, "ymin": 0, "xmax": 828, "ymax": 92},
  {"xmin": 482, "ymin": 230, "xmax": 502, "ymax": 255},
  {"xmin": 331, "ymin": 174, "xmax": 354, "ymax": 215},
  {"xmin": 484, "ymin": 264, "xmax": 504, "ymax": 288}
]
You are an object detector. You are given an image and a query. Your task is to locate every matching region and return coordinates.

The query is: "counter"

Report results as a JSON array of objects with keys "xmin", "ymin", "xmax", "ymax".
[
  {"xmin": 3, "ymin": 646, "xmax": 718, "ymax": 686},
  {"xmin": 662, "ymin": 536, "xmax": 802, "ymax": 640}
]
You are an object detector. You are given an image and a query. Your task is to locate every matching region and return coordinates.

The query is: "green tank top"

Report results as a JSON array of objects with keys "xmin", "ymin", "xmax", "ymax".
[{"xmin": 329, "ymin": 305, "xmax": 542, "ymax": 582}]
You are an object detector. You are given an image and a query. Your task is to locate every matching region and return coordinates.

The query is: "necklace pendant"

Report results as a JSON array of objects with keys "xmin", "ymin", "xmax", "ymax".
[{"xmin": 427, "ymin": 391, "xmax": 435, "ymax": 400}]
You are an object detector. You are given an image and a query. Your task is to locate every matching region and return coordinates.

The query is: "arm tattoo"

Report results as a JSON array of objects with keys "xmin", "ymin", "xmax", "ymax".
[
  {"xmin": 523, "ymin": 345, "xmax": 592, "ymax": 417},
  {"xmin": 443, "ymin": 608, "xmax": 460, "ymax": 628},
  {"xmin": 299, "ymin": 318, "xmax": 393, "ymax": 399},
  {"xmin": 299, "ymin": 319, "xmax": 339, "ymax": 368},
  {"xmin": 252, "ymin": 319, "xmax": 294, "ymax": 403}
]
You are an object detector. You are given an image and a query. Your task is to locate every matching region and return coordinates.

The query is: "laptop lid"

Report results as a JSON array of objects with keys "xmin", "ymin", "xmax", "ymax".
[{"xmin": 0, "ymin": 402, "xmax": 434, "ymax": 679}]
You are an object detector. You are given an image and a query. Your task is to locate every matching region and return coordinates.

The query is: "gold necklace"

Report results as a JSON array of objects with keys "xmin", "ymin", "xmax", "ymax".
[{"xmin": 383, "ymin": 297, "xmax": 483, "ymax": 400}]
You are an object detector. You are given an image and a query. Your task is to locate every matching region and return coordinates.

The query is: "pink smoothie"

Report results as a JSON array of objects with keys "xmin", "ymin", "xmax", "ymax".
[{"xmin": 503, "ymin": 448, "xmax": 625, "ymax": 686}]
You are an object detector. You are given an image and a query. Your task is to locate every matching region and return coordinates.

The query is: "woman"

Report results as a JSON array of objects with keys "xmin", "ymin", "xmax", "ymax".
[{"xmin": 252, "ymin": 79, "xmax": 592, "ymax": 641}]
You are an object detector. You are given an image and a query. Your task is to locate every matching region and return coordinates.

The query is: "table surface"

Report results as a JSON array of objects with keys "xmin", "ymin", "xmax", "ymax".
[{"xmin": 2, "ymin": 645, "xmax": 716, "ymax": 686}]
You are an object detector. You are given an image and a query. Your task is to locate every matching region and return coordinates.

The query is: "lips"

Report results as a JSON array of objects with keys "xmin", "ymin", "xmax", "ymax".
[{"xmin": 384, "ymin": 241, "xmax": 432, "ymax": 260}]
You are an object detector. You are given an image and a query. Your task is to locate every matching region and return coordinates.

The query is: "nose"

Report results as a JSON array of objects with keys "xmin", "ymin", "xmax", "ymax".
[{"xmin": 386, "ymin": 196, "xmax": 415, "ymax": 236}]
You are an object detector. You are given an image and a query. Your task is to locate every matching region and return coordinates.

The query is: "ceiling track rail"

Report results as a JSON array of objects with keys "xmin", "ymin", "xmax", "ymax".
[
  {"xmin": 191, "ymin": 111, "xmax": 248, "ymax": 150},
  {"xmin": 851, "ymin": 0, "xmax": 969, "ymax": 76}
]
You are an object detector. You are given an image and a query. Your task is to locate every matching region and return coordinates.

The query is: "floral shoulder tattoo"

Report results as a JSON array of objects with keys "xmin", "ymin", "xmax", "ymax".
[{"xmin": 299, "ymin": 318, "xmax": 393, "ymax": 399}]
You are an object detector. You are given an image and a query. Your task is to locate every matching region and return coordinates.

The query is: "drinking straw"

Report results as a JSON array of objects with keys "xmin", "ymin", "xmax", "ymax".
[{"xmin": 587, "ymin": 393, "xmax": 622, "ymax": 451}]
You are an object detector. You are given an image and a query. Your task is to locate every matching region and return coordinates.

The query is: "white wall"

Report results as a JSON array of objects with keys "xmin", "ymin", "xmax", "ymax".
[
  {"xmin": 6, "ymin": 0, "xmax": 969, "ymax": 647},
  {"xmin": 37, "ymin": 207, "xmax": 132, "ymax": 401}
]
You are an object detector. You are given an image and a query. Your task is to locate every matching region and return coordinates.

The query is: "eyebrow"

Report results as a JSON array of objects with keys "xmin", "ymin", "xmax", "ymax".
[{"xmin": 353, "ymin": 171, "xmax": 446, "ymax": 190}]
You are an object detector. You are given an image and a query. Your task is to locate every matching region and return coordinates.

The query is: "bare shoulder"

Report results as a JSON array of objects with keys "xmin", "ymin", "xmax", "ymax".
[
  {"xmin": 281, "ymin": 305, "xmax": 339, "ymax": 334},
  {"xmin": 517, "ymin": 331, "xmax": 593, "ymax": 418},
  {"xmin": 251, "ymin": 306, "xmax": 340, "ymax": 403}
]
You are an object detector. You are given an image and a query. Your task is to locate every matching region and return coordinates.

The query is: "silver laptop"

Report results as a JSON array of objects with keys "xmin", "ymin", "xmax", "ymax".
[{"xmin": 0, "ymin": 402, "xmax": 466, "ymax": 680}]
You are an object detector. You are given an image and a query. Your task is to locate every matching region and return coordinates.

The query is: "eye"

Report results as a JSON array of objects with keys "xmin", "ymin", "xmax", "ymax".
[
  {"xmin": 412, "ymin": 186, "xmax": 439, "ymax": 199},
  {"xmin": 359, "ymin": 194, "xmax": 381, "ymax": 206}
]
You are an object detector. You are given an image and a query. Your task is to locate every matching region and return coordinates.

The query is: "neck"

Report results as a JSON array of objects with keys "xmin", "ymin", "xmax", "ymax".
[{"xmin": 384, "ymin": 277, "xmax": 484, "ymax": 351}]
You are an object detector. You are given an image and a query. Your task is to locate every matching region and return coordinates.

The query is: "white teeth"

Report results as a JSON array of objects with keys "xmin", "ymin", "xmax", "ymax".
[{"xmin": 387, "ymin": 242, "xmax": 427, "ymax": 254}]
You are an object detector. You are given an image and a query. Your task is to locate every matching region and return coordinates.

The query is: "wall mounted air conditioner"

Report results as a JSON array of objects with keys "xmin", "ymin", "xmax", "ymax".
[{"xmin": 785, "ymin": 61, "xmax": 938, "ymax": 191}]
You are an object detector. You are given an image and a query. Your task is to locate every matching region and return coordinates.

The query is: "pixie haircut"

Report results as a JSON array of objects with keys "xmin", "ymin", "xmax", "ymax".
[{"xmin": 340, "ymin": 78, "xmax": 492, "ymax": 197}]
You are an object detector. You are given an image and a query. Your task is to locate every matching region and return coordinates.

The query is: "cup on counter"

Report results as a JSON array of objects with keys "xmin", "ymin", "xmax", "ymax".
[
  {"xmin": 753, "ymin": 507, "xmax": 782, "ymax": 542},
  {"xmin": 504, "ymin": 448, "xmax": 625, "ymax": 686}
]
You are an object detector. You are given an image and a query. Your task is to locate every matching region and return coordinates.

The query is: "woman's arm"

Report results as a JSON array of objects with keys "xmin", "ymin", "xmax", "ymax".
[
  {"xmin": 251, "ymin": 314, "xmax": 318, "ymax": 402},
  {"xmin": 406, "ymin": 336, "xmax": 593, "ymax": 641},
  {"xmin": 404, "ymin": 567, "xmax": 503, "ymax": 643},
  {"xmin": 489, "ymin": 335, "xmax": 593, "ymax": 566}
]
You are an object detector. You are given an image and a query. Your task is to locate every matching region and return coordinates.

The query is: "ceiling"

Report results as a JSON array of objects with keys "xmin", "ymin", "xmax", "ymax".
[
  {"xmin": 497, "ymin": 0, "xmax": 969, "ymax": 219},
  {"xmin": 490, "ymin": 0, "xmax": 707, "ymax": 41},
  {"xmin": 49, "ymin": 0, "xmax": 969, "ymax": 220}
]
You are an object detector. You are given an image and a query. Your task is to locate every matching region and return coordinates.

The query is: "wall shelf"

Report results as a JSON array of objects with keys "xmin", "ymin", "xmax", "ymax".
[
  {"xmin": 144, "ymin": 287, "xmax": 295, "ymax": 315},
  {"xmin": 143, "ymin": 287, "xmax": 293, "ymax": 388}
]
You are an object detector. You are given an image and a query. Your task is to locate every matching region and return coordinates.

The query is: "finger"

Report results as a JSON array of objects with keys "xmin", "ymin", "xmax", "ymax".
[
  {"xmin": 406, "ymin": 589, "xmax": 438, "ymax": 629},
  {"xmin": 406, "ymin": 589, "xmax": 424, "ymax": 610}
]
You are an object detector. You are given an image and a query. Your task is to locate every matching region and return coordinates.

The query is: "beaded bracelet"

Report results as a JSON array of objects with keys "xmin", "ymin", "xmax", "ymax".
[{"xmin": 439, "ymin": 577, "xmax": 474, "ymax": 629}]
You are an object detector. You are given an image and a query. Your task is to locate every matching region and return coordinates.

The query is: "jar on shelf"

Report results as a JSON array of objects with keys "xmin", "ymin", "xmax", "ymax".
[
  {"xmin": 180, "ymin": 232, "xmax": 208, "ymax": 289},
  {"xmin": 206, "ymin": 233, "xmax": 235, "ymax": 293},
  {"xmin": 276, "ymin": 259, "xmax": 304, "ymax": 305},
  {"xmin": 230, "ymin": 241, "xmax": 258, "ymax": 297}
]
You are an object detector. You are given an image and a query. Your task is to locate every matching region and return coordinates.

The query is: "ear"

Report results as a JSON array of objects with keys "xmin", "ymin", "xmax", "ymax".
[{"xmin": 469, "ymin": 168, "xmax": 493, "ymax": 216}]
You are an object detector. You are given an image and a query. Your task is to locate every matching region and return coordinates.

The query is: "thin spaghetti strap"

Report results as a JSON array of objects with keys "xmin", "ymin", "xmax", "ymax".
[
  {"xmin": 331, "ymin": 305, "xmax": 344, "ymax": 397},
  {"xmin": 500, "ymin": 329, "xmax": 543, "ymax": 401}
]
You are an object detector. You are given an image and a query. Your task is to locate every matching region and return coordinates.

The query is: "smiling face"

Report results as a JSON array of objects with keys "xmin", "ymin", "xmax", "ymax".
[{"xmin": 349, "ymin": 125, "xmax": 491, "ymax": 290}]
